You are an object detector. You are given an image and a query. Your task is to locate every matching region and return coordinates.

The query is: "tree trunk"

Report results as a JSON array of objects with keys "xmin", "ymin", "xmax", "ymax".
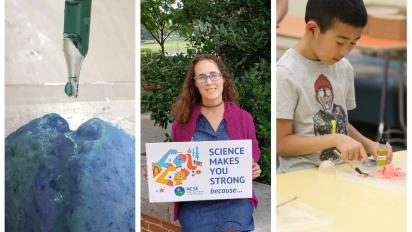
[{"xmin": 160, "ymin": 42, "xmax": 165, "ymax": 55}]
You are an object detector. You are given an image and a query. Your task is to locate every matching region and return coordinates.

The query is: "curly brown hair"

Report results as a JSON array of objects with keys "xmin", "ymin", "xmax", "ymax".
[{"xmin": 172, "ymin": 54, "xmax": 239, "ymax": 124}]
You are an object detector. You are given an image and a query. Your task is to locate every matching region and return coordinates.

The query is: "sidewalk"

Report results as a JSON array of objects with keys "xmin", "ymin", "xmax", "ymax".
[{"xmin": 140, "ymin": 113, "xmax": 170, "ymax": 153}]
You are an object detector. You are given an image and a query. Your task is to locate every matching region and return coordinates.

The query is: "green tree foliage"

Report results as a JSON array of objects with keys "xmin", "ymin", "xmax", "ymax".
[
  {"xmin": 141, "ymin": 53, "xmax": 191, "ymax": 129},
  {"xmin": 141, "ymin": 25, "xmax": 153, "ymax": 41},
  {"xmin": 142, "ymin": 0, "xmax": 271, "ymax": 184},
  {"xmin": 182, "ymin": 0, "xmax": 270, "ymax": 67},
  {"xmin": 141, "ymin": 0, "xmax": 182, "ymax": 54}
]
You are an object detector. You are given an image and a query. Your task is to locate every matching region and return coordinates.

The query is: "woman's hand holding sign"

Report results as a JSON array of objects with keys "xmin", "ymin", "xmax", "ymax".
[{"xmin": 252, "ymin": 161, "xmax": 261, "ymax": 179}]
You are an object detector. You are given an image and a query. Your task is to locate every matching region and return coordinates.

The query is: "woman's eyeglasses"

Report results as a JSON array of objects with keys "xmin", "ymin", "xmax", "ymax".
[{"xmin": 193, "ymin": 72, "xmax": 222, "ymax": 83}]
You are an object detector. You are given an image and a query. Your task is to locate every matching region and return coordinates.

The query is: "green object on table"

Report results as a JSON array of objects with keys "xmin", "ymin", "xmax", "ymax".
[{"xmin": 63, "ymin": 0, "xmax": 92, "ymax": 98}]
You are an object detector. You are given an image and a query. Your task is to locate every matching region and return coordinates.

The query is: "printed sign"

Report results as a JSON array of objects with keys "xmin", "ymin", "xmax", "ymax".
[{"xmin": 146, "ymin": 140, "xmax": 253, "ymax": 202}]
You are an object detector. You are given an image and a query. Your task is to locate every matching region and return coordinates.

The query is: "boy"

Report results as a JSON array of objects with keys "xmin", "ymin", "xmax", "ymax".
[{"xmin": 276, "ymin": 0, "xmax": 393, "ymax": 173}]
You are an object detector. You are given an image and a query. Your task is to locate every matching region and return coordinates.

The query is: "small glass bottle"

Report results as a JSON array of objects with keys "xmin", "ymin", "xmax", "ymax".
[{"xmin": 376, "ymin": 137, "xmax": 388, "ymax": 168}]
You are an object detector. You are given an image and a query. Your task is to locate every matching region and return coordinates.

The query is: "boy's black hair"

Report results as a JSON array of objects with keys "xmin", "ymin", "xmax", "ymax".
[{"xmin": 305, "ymin": 0, "xmax": 368, "ymax": 33}]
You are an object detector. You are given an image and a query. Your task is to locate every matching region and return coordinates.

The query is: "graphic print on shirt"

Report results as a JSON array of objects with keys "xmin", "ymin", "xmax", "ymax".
[{"xmin": 312, "ymin": 74, "xmax": 347, "ymax": 161}]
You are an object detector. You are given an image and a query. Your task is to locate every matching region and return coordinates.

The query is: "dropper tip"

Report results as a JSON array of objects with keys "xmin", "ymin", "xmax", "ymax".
[{"xmin": 64, "ymin": 77, "xmax": 79, "ymax": 98}]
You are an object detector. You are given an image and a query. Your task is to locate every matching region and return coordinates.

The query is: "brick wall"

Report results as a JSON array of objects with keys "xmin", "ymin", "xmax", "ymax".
[{"xmin": 141, "ymin": 214, "xmax": 182, "ymax": 232}]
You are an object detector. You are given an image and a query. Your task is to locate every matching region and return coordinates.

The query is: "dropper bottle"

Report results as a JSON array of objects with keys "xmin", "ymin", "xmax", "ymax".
[
  {"xmin": 376, "ymin": 136, "xmax": 388, "ymax": 168},
  {"xmin": 63, "ymin": 0, "xmax": 92, "ymax": 97}
]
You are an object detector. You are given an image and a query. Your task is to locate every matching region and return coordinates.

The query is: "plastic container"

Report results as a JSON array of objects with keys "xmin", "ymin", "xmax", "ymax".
[{"xmin": 376, "ymin": 137, "xmax": 388, "ymax": 168}]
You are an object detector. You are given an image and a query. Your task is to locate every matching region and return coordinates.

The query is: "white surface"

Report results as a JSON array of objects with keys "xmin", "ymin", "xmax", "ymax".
[
  {"xmin": 277, "ymin": 196, "xmax": 333, "ymax": 232},
  {"xmin": 277, "ymin": 151, "xmax": 407, "ymax": 232},
  {"xmin": 5, "ymin": 0, "xmax": 135, "ymax": 135},
  {"xmin": 336, "ymin": 159, "xmax": 406, "ymax": 192},
  {"xmin": 5, "ymin": 0, "xmax": 134, "ymax": 85},
  {"xmin": 5, "ymin": 100, "xmax": 135, "ymax": 137}
]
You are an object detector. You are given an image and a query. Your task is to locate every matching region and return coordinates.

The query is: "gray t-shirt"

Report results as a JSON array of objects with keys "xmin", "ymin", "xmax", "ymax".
[{"xmin": 277, "ymin": 48, "xmax": 356, "ymax": 173}]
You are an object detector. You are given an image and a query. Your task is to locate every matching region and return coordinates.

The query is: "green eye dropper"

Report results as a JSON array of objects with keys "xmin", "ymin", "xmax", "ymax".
[{"xmin": 63, "ymin": 0, "xmax": 92, "ymax": 97}]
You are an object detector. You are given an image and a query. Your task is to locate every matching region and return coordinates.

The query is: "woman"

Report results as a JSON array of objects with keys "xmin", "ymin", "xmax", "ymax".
[{"xmin": 171, "ymin": 54, "xmax": 261, "ymax": 232}]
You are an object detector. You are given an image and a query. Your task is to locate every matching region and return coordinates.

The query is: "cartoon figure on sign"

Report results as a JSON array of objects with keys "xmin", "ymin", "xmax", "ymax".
[
  {"xmin": 173, "ymin": 154, "xmax": 187, "ymax": 167},
  {"xmin": 155, "ymin": 149, "xmax": 178, "ymax": 167},
  {"xmin": 174, "ymin": 168, "xmax": 189, "ymax": 185},
  {"xmin": 312, "ymin": 74, "xmax": 348, "ymax": 161},
  {"xmin": 152, "ymin": 147, "xmax": 203, "ymax": 187}
]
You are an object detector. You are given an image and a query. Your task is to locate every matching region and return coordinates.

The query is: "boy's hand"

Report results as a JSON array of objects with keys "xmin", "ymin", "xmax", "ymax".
[
  {"xmin": 252, "ymin": 161, "xmax": 261, "ymax": 179},
  {"xmin": 385, "ymin": 142, "xmax": 393, "ymax": 163},
  {"xmin": 334, "ymin": 134, "xmax": 368, "ymax": 163}
]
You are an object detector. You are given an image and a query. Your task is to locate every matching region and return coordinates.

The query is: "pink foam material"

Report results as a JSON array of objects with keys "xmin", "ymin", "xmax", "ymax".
[{"xmin": 377, "ymin": 165, "xmax": 406, "ymax": 179}]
